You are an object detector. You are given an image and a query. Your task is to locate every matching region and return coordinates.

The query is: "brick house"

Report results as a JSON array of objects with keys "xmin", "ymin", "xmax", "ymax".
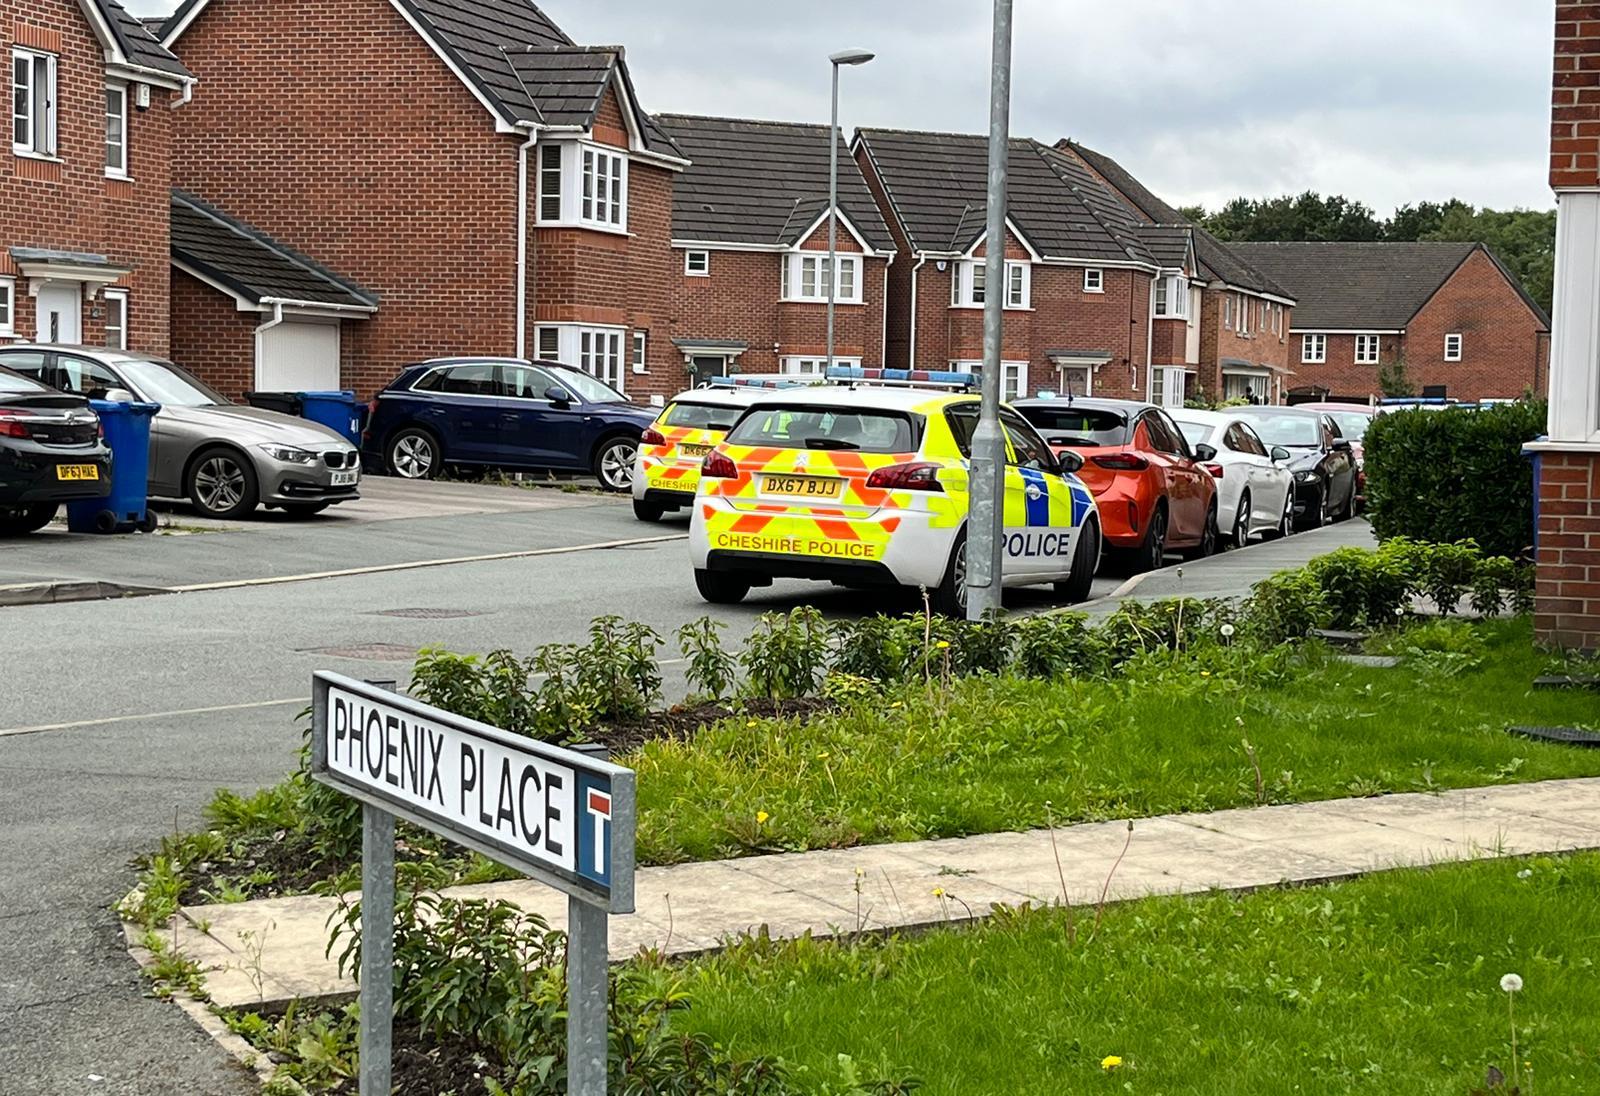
[
  {"xmin": 1230, "ymin": 242, "xmax": 1551, "ymax": 404},
  {"xmin": 157, "ymin": 0, "xmax": 687, "ymax": 400},
  {"xmin": 2, "ymin": 0, "xmax": 191, "ymax": 355},
  {"xmin": 854, "ymin": 127, "xmax": 1175, "ymax": 403},
  {"xmin": 1052, "ymin": 141, "xmax": 1299, "ymax": 405},
  {"xmin": 653, "ymin": 114, "xmax": 895, "ymax": 386}
]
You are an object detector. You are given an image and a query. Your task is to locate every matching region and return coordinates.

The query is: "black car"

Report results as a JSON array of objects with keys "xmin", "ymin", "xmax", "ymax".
[
  {"xmin": 0, "ymin": 366, "xmax": 113, "ymax": 535},
  {"xmin": 361, "ymin": 358, "xmax": 659, "ymax": 491},
  {"xmin": 1231, "ymin": 407, "xmax": 1358, "ymax": 530}
]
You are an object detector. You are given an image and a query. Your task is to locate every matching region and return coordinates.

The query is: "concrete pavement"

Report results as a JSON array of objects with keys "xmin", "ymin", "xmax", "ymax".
[{"xmin": 159, "ymin": 777, "xmax": 1600, "ymax": 1011}]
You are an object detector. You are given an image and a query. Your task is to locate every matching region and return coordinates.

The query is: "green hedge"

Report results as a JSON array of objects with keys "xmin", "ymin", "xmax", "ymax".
[{"xmin": 1363, "ymin": 400, "xmax": 1545, "ymax": 558}]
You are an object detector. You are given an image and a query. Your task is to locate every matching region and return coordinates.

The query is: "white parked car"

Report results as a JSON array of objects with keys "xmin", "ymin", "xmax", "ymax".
[{"xmin": 1169, "ymin": 409, "xmax": 1296, "ymax": 546}]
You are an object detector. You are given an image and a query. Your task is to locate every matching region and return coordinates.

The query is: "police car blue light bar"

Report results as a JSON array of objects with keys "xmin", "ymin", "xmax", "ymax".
[
  {"xmin": 704, "ymin": 375, "xmax": 810, "ymax": 389},
  {"xmin": 825, "ymin": 366, "xmax": 979, "ymax": 390}
]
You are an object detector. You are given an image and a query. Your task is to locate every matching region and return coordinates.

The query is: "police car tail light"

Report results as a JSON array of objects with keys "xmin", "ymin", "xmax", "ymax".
[
  {"xmin": 865, "ymin": 461, "xmax": 944, "ymax": 492},
  {"xmin": 640, "ymin": 426, "xmax": 667, "ymax": 447},
  {"xmin": 702, "ymin": 450, "xmax": 738, "ymax": 479},
  {"xmin": 1091, "ymin": 452, "xmax": 1149, "ymax": 472}
]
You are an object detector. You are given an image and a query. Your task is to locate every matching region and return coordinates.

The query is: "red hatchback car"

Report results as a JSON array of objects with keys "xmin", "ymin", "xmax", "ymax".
[{"xmin": 1015, "ymin": 397, "xmax": 1219, "ymax": 571}]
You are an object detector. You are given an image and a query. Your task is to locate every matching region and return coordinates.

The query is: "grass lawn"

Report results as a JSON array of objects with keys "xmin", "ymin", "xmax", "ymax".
[
  {"xmin": 677, "ymin": 852, "xmax": 1600, "ymax": 1095},
  {"xmin": 633, "ymin": 618, "xmax": 1600, "ymax": 865}
]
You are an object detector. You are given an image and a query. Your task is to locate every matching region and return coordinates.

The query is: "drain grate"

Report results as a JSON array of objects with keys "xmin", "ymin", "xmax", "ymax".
[
  {"xmin": 1509, "ymin": 725, "xmax": 1600, "ymax": 748},
  {"xmin": 368, "ymin": 608, "xmax": 486, "ymax": 620},
  {"xmin": 305, "ymin": 643, "xmax": 420, "ymax": 661}
]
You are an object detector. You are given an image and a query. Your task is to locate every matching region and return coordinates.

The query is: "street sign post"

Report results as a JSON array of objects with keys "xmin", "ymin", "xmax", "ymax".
[{"xmin": 310, "ymin": 672, "xmax": 636, "ymax": 1096}]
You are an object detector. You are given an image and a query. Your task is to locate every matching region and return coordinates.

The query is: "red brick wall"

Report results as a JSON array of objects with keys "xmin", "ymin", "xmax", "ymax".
[
  {"xmin": 1553, "ymin": 3, "xmax": 1600, "ymax": 188},
  {"xmin": 1, "ymin": 1, "xmax": 173, "ymax": 354},
  {"xmin": 169, "ymin": 0, "xmax": 521, "ymax": 397},
  {"xmin": 855, "ymin": 144, "xmax": 916, "ymax": 368},
  {"xmin": 1536, "ymin": 453, "xmax": 1600, "ymax": 649},
  {"xmin": 169, "ymin": 266, "xmax": 257, "ymax": 397},
  {"xmin": 1287, "ymin": 332, "xmax": 1400, "ymax": 399},
  {"xmin": 1151, "ymin": 318, "xmax": 1185, "ymax": 366},
  {"xmin": 1406, "ymin": 249, "xmax": 1549, "ymax": 400}
]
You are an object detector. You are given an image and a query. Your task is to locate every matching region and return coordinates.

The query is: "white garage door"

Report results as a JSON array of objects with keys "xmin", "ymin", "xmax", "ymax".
[{"xmin": 257, "ymin": 319, "xmax": 341, "ymax": 392}]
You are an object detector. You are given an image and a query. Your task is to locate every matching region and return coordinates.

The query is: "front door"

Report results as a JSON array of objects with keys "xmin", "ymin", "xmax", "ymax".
[
  {"xmin": 689, "ymin": 355, "xmax": 728, "ymax": 387},
  {"xmin": 36, "ymin": 283, "xmax": 82, "ymax": 344}
]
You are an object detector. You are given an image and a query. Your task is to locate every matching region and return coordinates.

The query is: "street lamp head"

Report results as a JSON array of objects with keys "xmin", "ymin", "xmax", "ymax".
[{"xmin": 830, "ymin": 48, "xmax": 876, "ymax": 66}]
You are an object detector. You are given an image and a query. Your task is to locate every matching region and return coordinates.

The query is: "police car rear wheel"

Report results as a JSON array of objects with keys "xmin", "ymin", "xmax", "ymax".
[
  {"xmin": 931, "ymin": 534, "xmax": 968, "ymax": 618},
  {"xmin": 1054, "ymin": 519, "xmax": 1099, "ymax": 604},
  {"xmin": 695, "ymin": 568, "xmax": 750, "ymax": 605},
  {"xmin": 632, "ymin": 499, "xmax": 666, "ymax": 523}
]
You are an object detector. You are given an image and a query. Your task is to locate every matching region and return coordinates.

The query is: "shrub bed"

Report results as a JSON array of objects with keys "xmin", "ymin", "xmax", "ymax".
[{"xmin": 1363, "ymin": 400, "xmax": 1546, "ymax": 558}]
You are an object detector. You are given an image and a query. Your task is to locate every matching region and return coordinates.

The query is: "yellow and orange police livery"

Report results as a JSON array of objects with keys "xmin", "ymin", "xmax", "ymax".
[
  {"xmin": 632, "ymin": 379, "xmax": 805, "ymax": 522},
  {"xmin": 689, "ymin": 368, "xmax": 1102, "ymax": 614}
]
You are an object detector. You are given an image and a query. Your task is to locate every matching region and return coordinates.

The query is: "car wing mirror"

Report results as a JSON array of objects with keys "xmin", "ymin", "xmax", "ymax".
[
  {"xmin": 1270, "ymin": 446, "xmax": 1291, "ymax": 462},
  {"xmin": 1193, "ymin": 443, "xmax": 1218, "ymax": 462},
  {"xmin": 103, "ymin": 387, "xmax": 136, "ymax": 404},
  {"xmin": 1057, "ymin": 450, "xmax": 1085, "ymax": 474},
  {"xmin": 1332, "ymin": 438, "xmax": 1353, "ymax": 453},
  {"xmin": 544, "ymin": 386, "xmax": 572, "ymax": 405}
]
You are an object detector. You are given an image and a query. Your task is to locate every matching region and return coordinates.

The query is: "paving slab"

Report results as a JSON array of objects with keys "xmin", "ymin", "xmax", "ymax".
[{"xmin": 168, "ymin": 776, "xmax": 1600, "ymax": 1011}]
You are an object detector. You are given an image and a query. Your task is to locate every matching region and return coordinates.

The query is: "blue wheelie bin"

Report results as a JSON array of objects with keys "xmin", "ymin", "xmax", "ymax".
[
  {"xmin": 296, "ymin": 391, "xmax": 365, "ymax": 447},
  {"xmin": 66, "ymin": 399, "xmax": 161, "ymax": 534}
]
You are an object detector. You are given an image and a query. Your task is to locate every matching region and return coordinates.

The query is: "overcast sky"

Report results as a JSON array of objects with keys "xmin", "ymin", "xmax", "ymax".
[{"xmin": 127, "ymin": 0, "xmax": 1557, "ymax": 214}]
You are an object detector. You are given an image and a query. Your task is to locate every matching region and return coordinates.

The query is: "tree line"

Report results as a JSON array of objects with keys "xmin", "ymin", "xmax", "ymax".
[{"xmin": 1177, "ymin": 194, "xmax": 1556, "ymax": 316}]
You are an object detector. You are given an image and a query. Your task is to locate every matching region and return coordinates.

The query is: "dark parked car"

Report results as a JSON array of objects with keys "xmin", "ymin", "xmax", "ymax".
[
  {"xmin": 0, "ymin": 365, "xmax": 112, "ymax": 535},
  {"xmin": 1231, "ymin": 407, "xmax": 1358, "ymax": 530},
  {"xmin": 363, "ymin": 358, "xmax": 658, "ymax": 491}
]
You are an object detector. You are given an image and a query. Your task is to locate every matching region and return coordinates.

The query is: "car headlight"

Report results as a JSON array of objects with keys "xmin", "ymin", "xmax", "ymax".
[
  {"xmin": 1295, "ymin": 470, "xmax": 1319, "ymax": 483},
  {"xmin": 259, "ymin": 443, "xmax": 318, "ymax": 464}
]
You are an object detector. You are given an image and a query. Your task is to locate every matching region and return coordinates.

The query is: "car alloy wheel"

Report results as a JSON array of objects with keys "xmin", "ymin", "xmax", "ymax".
[
  {"xmin": 1231, "ymin": 494, "xmax": 1251, "ymax": 549},
  {"xmin": 193, "ymin": 453, "xmax": 249, "ymax": 516},
  {"xmin": 596, "ymin": 439, "xmax": 638, "ymax": 492},
  {"xmin": 1141, "ymin": 508, "xmax": 1167, "ymax": 573},
  {"xmin": 390, "ymin": 432, "xmax": 436, "ymax": 479}
]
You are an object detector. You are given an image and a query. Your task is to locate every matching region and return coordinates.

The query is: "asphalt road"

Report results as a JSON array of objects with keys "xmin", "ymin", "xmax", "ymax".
[{"xmin": 0, "ymin": 487, "xmax": 1128, "ymax": 1095}]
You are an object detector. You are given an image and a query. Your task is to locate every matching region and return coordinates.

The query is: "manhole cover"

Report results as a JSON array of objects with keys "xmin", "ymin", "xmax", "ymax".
[
  {"xmin": 367, "ymin": 608, "xmax": 485, "ymax": 620},
  {"xmin": 305, "ymin": 643, "xmax": 420, "ymax": 661}
]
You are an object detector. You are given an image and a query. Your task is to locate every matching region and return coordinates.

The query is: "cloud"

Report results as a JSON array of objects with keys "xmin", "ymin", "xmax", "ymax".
[{"xmin": 125, "ymin": 0, "xmax": 1555, "ymax": 211}]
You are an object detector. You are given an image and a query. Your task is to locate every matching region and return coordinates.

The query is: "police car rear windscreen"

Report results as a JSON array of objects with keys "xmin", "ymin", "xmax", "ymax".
[
  {"xmin": 662, "ymin": 401, "xmax": 740, "ymax": 430},
  {"xmin": 726, "ymin": 407, "xmax": 919, "ymax": 453}
]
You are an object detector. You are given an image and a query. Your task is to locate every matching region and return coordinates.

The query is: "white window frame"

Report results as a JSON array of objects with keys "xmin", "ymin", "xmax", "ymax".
[
  {"xmin": 533, "ymin": 323, "xmax": 628, "ymax": 393},
  {"xmin": 1444, "ymin": 332, "xmax": 1463, "ymax": 362},
  {"xmin": 12, "ymin": 48, "xmax": 57, "ymax": 158},
  {"xmin": 105, "ymin": 83, "xmax": 128, "ymax": 177},
  {"xmin": 684, "ymin": 250, "xmax": 710, "ymax": 277},
  {"xmin": 1236, "ymin": 293, "xmax": 1250, "ymax": 335},
  {"xmin": 1302, "ymin": 333, "xmax": 1327, "ymax": 364},
  {"xmin": 782, "ymin": 355, "xmax": 860, "ymax": 377},
  {"xmin": 0, "ymin": 277, "xmax": 14, "ymax": 336},
  {"xmin": 1083, "ymin": 267, "xmax": 1104, "ymax": 294},
  {"xmin": 952, "ymin": 260, "xmax": 1028, "ymax": 309},
  {"xmin": 1005, "ymin": 261, "xmax": 1031, "ymax": 309},
  {"xmin": 632, "ymin": 329, "xmax": 647, "ymax": 375},
  {"xmin": 103, "ymin": 288, "xmax": 128, "ymax": 349},
  {"xmin": 1224, "ymin": 295, "xmax": 1233, "ymax": 330},
  {"xmin": 953, "ymin": 358, "xmax": 1028, "ymax": 401},
  {"xmin": 535, "ymin": 142, "xmax": 629, "ymax": 231},
  {"xmin": 781, "ymin": 252, "xmax": 861, "ymax": 304},
  {"xmin": 1355, "ymin": 334, "xmax": 1381, "ymax": 365},
  {"xmin": 1154, "ymin": 275, "xmax": 1189, "ymax": 319}
]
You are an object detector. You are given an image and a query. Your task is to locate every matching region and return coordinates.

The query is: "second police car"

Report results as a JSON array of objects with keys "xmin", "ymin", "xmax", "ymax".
[
  {"xmin": 688, "ymin": 368, "xmax": 1101, "ymax": 615},
  {"xmin": 631, "ymin": 377, "xmax": 805, "ymax": 522}
]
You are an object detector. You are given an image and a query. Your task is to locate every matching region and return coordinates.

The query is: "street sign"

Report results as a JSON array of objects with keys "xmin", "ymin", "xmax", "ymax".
[{"xmin": 310, "ymin": 672, "xmax": 634, "ymax": 1095}]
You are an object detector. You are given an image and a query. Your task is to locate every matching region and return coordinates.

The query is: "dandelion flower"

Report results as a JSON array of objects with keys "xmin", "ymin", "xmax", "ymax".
[
  {"xmin": 1516, "ymin": 869, "xmax": 1533, "ymax": 879},
  {"xmin": 746, "ymin": 720, "xmax": 759, "ymax": 728},
  {"xmin": 1501, "ymin": 973, "xmax": 1523, "ymax": 994},
  {"xmin": 756, "ymin": 811, "xmax": 770, "ymax": 825},
  {"xmin": 1200, "ymin": 671, "xmax": 1211, "ymax": 677},
  {"xmin": 1101, "ymin": 1055, "xmax": 1123, "ymax": 1071},
  {"xmin": 936, "ymin": 640, "xmax": 951, "ymax": 649},
  {"xmin": 1220, "ymin": 623, "xmax": 1236, "ymax": 638},
  {"xmin": 931, "ymin": 887, "xmax": 946, "ymax": 898}
]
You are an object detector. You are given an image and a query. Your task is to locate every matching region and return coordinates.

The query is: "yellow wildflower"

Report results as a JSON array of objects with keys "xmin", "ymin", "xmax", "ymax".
[
  {"xmin": 931, "ymin": 887, "xmax": 945, "ymax": 898},
  {"xmin": 1101, "ymin": 1055, "xmax": 1123, "ymax": 1071},
  {"xmin": 756, "ymin": 810, "xmax": 770, "ymax": 825},
  {"xmin": 746, "ymin": 720, "xmax": 759, "ymax": 728},
  {"xmin": 817, "ymin": 752, "xmax": 831, "ymax": 761},
  {"xmin": 936, "ymin": 640, "xmax": 951, "ymax": 649}
]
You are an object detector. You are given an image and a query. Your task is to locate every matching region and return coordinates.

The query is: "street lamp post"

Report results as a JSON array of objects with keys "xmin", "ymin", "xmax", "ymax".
[
  {"xmin": 828, "ymin": 48, "xmax": 875, "ymax": 373},
  {"xmin": 966, "ymin": 0, "xmax": 1013, "ymax": 621}
]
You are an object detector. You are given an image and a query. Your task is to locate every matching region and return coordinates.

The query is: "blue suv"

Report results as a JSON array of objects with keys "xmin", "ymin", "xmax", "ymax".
[{"xmin": 362, "ymin": 358, "xmax": 658, "ymax": 491}]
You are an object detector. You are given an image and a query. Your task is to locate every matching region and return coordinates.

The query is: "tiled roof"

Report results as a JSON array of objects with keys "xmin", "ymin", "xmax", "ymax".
[
  {"xmin": 854, "ymin": 128, "xmax": 1158, "ymax": 265},
  {"xmin": 656, "ymin": 115, "xmax": 894, "ymax": 251},
  {"xmin": 89, "ymin": 0, "xmax": 192, "ymax": 79},
  {"xmin": 1135, "ymin": 224, "xmax": 1193, "ymax": 269},
  {"xmin": 171, "ymin": 191, "xmax": 378, "ymax": 310},
  {"xmin": 1226, "ymin": 242, "xmax": 1524, "ymax": 330},
  {"xmin": 1060, "ymin": 140, "xmax": 1294, "ymax": 300}
]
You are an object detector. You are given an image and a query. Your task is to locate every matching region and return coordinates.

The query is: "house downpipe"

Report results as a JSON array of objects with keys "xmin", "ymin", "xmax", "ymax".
[{"xmin": 516, "ymin": 128, "xmax": 539, "ymax": 359}]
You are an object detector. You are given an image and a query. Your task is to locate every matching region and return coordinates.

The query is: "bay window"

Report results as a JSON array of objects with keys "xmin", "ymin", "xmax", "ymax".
[
  {"xmin": 1153, "ymin": 275, "xmax": 1189, "ymax": 319},
  {"xmin": 534, "ymin": 142, "xmax": 628, "ymax": 230},
  {"xmin": 533, "ymin": 324, "xmax": 627, "ymax": 393}
]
